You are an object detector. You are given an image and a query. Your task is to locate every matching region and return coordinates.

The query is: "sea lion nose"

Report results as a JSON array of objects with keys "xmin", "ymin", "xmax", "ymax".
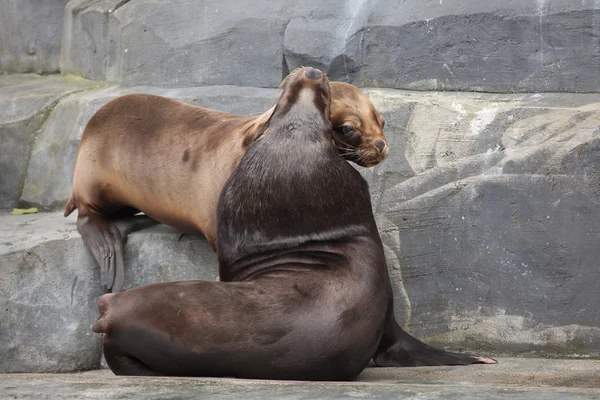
[
  {"xmin": 305, "ymin": 67, "xmax": 322, "ymax": 80},
  {"xmin": 375, "ymin": 140, "xmax": 386, "ymax": 153}
]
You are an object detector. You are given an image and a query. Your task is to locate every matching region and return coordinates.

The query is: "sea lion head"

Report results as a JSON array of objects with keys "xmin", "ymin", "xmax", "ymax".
[
  {"xmin": 269, "ymin": 67, "xmax": 332, "ymax": 132},
  {"xmin": 329, "ymin": 82, "xmax": 389, "ymax": 168}
]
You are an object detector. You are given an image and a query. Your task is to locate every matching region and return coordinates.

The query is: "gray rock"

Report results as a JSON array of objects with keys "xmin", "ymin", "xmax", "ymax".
[
  {"xmin": 20, "ymin": 83, "xmax": 276, "ymax": 210},
  {"xmin": 0, "ymin": 211, "xmax": 217, "ymax": 372},
  {"xmin": 122, "ymin": 224, "xmax": 218, "ymax": 289},
  {"xmin": 62, "ymin": 0, "xmax": 600, "ymax": 92},
  {"xmin": 0, "ymin": 75, "xmax": 99, "ymax": 210},
  {"xmin": 341, "ymin": 2, "xmax": 600, "ymax": 93},
  {"xmin": 61, "ymin": 0, "xmax": 293, "ymax": 87},
  {"xmin": 0, "ymin": 0, "xmax": 68, "ymax": 73},
  {"xmin": 0, "ymin": 212, "xmax": 103, "ymax": 373},
  {"xmin": 363, "ymin": 89, "xmax": 600, "ymax": 356}
]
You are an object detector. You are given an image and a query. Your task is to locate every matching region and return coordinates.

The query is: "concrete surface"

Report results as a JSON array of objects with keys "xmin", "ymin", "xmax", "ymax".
[
  {"xmin": 1, "ymin": 358, "xmax": 600, "ymax": 399},
  {"xmin": 0, "ymin": 0, "xmax": 68, "ymax": 74},
  {"xmin": 59, "ymin": 0, "xmax": 600, "ymax": 92}
]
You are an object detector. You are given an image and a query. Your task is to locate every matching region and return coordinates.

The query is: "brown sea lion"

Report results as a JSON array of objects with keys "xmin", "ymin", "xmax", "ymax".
[
  {"xmin": 92, "ymin": 68, "xmax": 496, "ymax": 378},
  {"xmin": 64, "ymin": 82, "xmax": 388, "ymax": 293},
  {"xmin": 92, "ymin": 66, "xmax": 389, "ymax": 379}
]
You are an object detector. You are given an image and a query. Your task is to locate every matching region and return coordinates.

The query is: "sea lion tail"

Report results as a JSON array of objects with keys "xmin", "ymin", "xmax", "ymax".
[{"xmin": 64, "ymin": 195, "xmax": 77, "ymax": 217}]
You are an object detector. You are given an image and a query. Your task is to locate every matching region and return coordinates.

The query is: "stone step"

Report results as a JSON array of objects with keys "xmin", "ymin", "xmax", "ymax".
[
  {"xmin": 2, "ymin": 1, "xmax": 600, "ymax": 92},
  {"xmin": 58, "ymin": 0, "xmax": 600, "ymax": 92},
  {"xmin": 1, "ymin": 74, "xmax": 599, "ymax": 372},
  {"xmin": 2, "ymin": 358, "xmax": 600, "ymax": 399},
  {"xmin": 0, "ymin": 212, "xmax": 217, "ymax": 373}
]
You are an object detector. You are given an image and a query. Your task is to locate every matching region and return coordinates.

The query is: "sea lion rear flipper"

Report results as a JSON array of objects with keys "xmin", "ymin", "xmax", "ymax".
[
  {"xmin": 373, "ymin": 317, "xmax": 497, "ymax": 367},
  {"xmin": 76, "ymin": 211, "xmax": 126, "ymax": 293}
]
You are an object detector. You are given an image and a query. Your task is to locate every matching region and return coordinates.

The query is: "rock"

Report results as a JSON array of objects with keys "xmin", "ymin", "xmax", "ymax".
[
  {"xmin": 0, "ymin": 211, "xmax": 217, "ymax": 372},
  {"xmin": 122, "ymin": 224, "xmax": 218, "ymax": 290},
  {"xmin": 363, "ymin": 89, "xmax": 600, "ymax": 356},
  {"xmin": 20, "ymin": 84, "xmax": 276, "ymax": 210},
  {"xmin": 0, "ymin": 0, "xmax": 68, "ymax": 73},
  {"xmin": 0, "ymin": 212, "xmax": 103, "ymax": 373},
  {"xmin": 0, "ymin": 75, "xmax": 100, "ymax": 210},
  {"xmin": 61, "ymin": 0, "xmax": 600, "ymax": 92},
  {"xmin": 326, "ymin": 0, "xmax": 600, "ymax": 93},
  {"xmin": 61, "ymin": 0, "xmax": 294, "ymax": 87}
]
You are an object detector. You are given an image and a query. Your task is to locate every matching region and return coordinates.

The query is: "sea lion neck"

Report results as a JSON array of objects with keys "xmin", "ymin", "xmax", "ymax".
[{"xmin": 216, "ymin": 103, "xmax": 375, "ymax": 273}]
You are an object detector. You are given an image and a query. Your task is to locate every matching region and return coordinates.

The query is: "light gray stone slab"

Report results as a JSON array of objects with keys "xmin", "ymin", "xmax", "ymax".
[
  {"xmin": 61, "ymin": 0, "xmax": 600, "ymax": 92},
  {"xmin": 0, "ymin": 74, "xmax": 101, "ymax": 209},
  {"xmin": 2, "ymin": 359, "xmax": 600, "ymax": 399},
  {"xmin": 0, "ymin": 0, "xmax": 69, "ymax": 73}
]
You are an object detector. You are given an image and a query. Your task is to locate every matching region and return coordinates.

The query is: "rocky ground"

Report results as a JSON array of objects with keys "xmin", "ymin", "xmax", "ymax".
[{"xmin": 1, "ymin": 358, "xmax": 600, "ymax": 399}]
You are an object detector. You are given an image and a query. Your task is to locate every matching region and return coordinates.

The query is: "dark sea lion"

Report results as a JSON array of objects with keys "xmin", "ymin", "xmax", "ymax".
[
  {"xmin": 92, "ymin": 67, "xmax": 389, "ymax": 380},
  {"xmin": 92, "ymin": 68, "xmax": 496, "ymax": 378},
  {"xmin": 64, "ymin": 82, "xmax": 388, "ymax": 292}
]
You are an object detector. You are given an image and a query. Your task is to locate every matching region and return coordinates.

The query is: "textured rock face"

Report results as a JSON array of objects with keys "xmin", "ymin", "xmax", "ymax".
[
  {"xmin": 0, "ymin": 75, "xmax": 98, "ymax": 209},
  {"xmin": 0, "ymin": 0, "xmax": 69, "ymax": 73},
  {"xmin": 0, "ymin": 212, "xmax": 103, "ymax": 373},
  {"xmin": 362, "ymin": 89, "xmax": 600, "ymax": 355},
  {"xmin": 61, "ymin": 0, "xmax": 294, "ymax": 87},
  {"xmin": 312, "ymin": 0, "xmax": 600, "ymax": 93},
  {"xmin": 61, "ymin": 0, "xmax": 600, "ymax": 92},
  {"xmin": 0, "ymin": 213, "xmax": 216, "ymax": 372},
  {"xmin": 122, "ymin": 224, "xmax": 218, "ymax": 290}
]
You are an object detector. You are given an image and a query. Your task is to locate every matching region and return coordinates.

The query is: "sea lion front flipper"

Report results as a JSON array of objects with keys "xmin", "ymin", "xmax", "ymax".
[
  {"xmin": 76, "ymin": 211, "xmax": 126, "ymax": 293},
  {"xmin": 373, "ymin": 315, "xmax": 497, "ymax": 367}
]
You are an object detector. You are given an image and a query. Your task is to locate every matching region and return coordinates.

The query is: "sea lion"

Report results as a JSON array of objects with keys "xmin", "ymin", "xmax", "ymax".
[
  {"xmin": 64, "ymin": 81, "xmax": 388, "ymax": 293},
  {"xmin": 92, "ymin": 66, "xmax": 389, "ymax": 380},
  {"xmin": 92, "ymin": 68, "xmax": 495, "ymax": 379}
]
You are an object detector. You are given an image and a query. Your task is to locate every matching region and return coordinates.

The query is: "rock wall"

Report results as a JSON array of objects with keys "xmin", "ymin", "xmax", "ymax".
[
  {"xmin": 58, "ymin": 0, "xmax": 600, "ymax": 92},
  {"xmin": 0, "ymin": 0, "xmax": 69, "ymax": 73},
  {"xmin": 0, "ymin": 75, "xmax": 100, "ymax": 209}
]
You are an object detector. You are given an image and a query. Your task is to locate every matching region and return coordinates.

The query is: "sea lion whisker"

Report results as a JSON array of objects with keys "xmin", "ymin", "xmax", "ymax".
[
  {"xmin": 331, "ymin": 135, "xmax": 358, "ymax": 150},
  {"xmin": 338, "ymin": 150, "xmax": 357, "ymax": 157}
]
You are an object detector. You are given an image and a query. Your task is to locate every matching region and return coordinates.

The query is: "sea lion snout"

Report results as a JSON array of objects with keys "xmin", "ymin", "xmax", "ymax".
[{"xmin": 304, "ymin": 67, "xmax": 322, "ymax": 80}]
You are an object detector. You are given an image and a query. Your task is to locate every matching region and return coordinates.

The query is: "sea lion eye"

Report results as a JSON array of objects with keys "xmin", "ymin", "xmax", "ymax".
[{"xmin": 335, "ymin": 125, "xmax": 355, "ymax": 137}]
